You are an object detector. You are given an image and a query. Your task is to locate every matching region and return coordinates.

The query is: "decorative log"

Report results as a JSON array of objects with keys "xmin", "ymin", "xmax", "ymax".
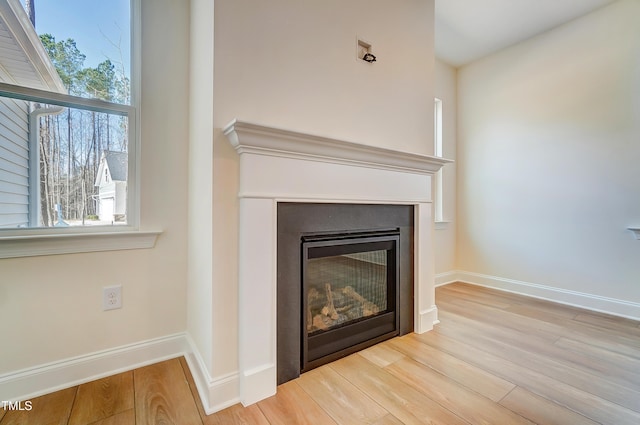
[
  {"xmin": 324, "ymin": 283, "xmax": 339, "ymax": 320},
  {"xmin": 342, "ymin": 286, "xmax": 380, "ymax": 316},
  {"xmin": 308, "ymin": 287, "xmax": 323, "ymax": 309},
  {"xmin": 307, "ymin": 287, "xmax": 323, "ymax": 331},
  {"xmin": 309, "ymin": 283, "xmax": 363, "ymax": 331},
  {"xmin": 336, "ymin": 305, "xmax": 354, "ymax": 314},
  {"xmin": 312, "ymin": 314, "xmax": 328, "ymax": 330}
]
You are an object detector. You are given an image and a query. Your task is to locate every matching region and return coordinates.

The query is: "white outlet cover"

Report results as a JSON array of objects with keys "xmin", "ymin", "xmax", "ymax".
[{"xmin": 103, "ymin": 285, "xmax": 122, "ymax": 310}]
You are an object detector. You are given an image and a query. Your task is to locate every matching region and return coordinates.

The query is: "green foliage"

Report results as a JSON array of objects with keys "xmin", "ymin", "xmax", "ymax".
[
  {"xmin": 40, "ymin": 34, "xmax": 85, "ymax": 94},
  {"xmin": 39, "ymin": 33, "xmax": 129, "ymax": 104},
  {"xmin": 79, "ymin": 60, "xmax": 115, "ymax": 101}
]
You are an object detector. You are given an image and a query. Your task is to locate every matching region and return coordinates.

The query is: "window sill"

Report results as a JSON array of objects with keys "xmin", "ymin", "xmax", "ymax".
[
  {"xmin": 0, "ymin": 230, "xmax": 162, "ymax": 259},
  {"xmin": 435, "ymin": 221, "xmax": 451, "ymax": 230},
  {"xmin": 629, "ymin": 227, "xmax": 640, "ymax": 240}
]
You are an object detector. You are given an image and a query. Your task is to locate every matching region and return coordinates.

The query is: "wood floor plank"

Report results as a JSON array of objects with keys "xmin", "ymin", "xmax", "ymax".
[
  {"xmin": 370, "ymin": 414, "xmax": 404, "ymax": 424},
  {"xmin": 68, "ymin": 371, "xmax": 134, "ymax": 425},
  {"xmin": 504, "ymin": 301, "xmax": 583, "ymax": 324},
  {"xmin": 134, "ymin": 358, "xmax": 202, "ymax": 425},
  {"xmin": 296, "ymin": 364, "xmax": 389, "ymax": 424},
  {"xmin": 437, "ymin": 292, "xmax": 564, "ymax": 342},
  {"xmin": 441, "ymin": 283, "xmax": 585, "ymax": 319},
  {"xmin": 178, "ymin": 356, "xmax": 209, "ymax": 421},
  {"xmin": 437, "ymin": 309, "xmax": 640, "ymax": 409},
  {"xmin": 202, "ymin": 404, "xmax": 270, "ymax": 425},
  {"xmin": 388, "ymin": 333, "xmax": 516, "ymax": 402},
  {"xmin": 257, "ymin": 380, "xmax": 337, "ymax": 425},
  {"xmin": 0, "ymin": 387, "xmax": 76, "ymax": 425},
  {"xmin": 553, "ymin": 337, "xmax": 640, "ymax": 395},
  {"xmin": 88, "ymin": 408, "xmax": 135, "ymax": 425},
  {"xmin": 358, "ymin": 341, "xmax": 406, "ymax": 367},
  {"xmin": 417, "ymin": 327, "xmax": 640, "ymax": 425},
  {"xmin": 439, "ymin": 283, "xmax": 584, "ymax": 321},
  {"xmin": 500, "ymin": 387, "xmax": 600, "ymax": 425},
  {"xmin": 564, "ymin": 325, "xmax": 640, "ymax": 360},
  {"xmin": 438, "ymin": 284, "xmax": 513, "ymax": 310},
  {"xmin": 445, "ymin": 289, "xmax": 640, "ymax": 353},
  {"xmin": 449, "ymin": 284, "xmax": 584, "ymax": 320},
  {"xmin": 573, "ymin": 312, "xmax": 640, "ymax": 333},
  {"xmin": 330, "ymin": 354, "xmax": 468, "ymax": 425},
  {"xmin": 385, "ymin": 356, "xmax": 534, "ymax": 425},
  {"xmin": 438, "ymin": 304, "xmax": 640, "ymax": 388}
]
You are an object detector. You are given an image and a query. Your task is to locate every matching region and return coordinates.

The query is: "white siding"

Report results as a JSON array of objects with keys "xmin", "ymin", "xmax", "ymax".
[{"xmin": 0, "ymin": 96, "xmax": 29, "ymax": 228}]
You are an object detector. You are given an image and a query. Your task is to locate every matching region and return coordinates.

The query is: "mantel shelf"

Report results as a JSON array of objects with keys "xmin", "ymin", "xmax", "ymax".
[
  {"xmin": 629, "ymin": 228, "xmax": 640, "ymax": 240},
  {"xmin": 223, "ymin": 119, "xmax": 453, "ymax": 175}
]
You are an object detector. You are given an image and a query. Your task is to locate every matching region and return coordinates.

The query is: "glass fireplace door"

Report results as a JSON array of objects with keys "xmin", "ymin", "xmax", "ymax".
[{"xmin": 301, "ymin": 230, "xmax": 400, "ymax": 371}]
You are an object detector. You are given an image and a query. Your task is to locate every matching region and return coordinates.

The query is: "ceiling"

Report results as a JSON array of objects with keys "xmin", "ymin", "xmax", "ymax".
[{"xmin": 435, "ymin": 0, "xmax": 617, "ymax": 67}]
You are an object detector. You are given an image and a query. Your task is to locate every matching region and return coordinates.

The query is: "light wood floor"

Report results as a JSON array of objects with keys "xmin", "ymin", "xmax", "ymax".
[{"xmin": 2, "ymin": 283, "xmax": 639, "ymax": 424}]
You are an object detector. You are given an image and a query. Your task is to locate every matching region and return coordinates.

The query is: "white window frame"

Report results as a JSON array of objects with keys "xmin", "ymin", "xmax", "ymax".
[
  {"xmin": 0, "ymin": 0, "xmax": 159, "ymax": 259},
  {"xmin": 434, "ymin": 98, "xmax": 444, "ymax": 224}
]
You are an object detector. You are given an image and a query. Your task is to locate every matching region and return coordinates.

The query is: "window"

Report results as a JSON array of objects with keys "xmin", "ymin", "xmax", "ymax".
[
  {"xmin": 0, "ymin": 0, "xmax": 136, "ymax": 230},
  {"xmin": 0, "ymin": 0, "xmax": 155, "ymax": 258},
  {"xmin": 434, "ymin": 98, "xmax": 444, "ymax": 223}
]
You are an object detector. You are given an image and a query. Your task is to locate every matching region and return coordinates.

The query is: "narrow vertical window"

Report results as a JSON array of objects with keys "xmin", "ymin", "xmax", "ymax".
[{"xmin": 434, "ymin": 98, "xmax": 444, "ymax": 223}]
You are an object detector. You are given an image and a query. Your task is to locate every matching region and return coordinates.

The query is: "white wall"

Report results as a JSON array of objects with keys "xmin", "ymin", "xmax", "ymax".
[
  {"xmin": 0, "ymin": 0, "xmax": 189, "ymax": 382},
  {"xmin": 457, "ymin": 0, "xmax": 640, "ymax": 316},
  {"xmin": 214, "ymin": 0, "xmax": 435, "ymax": 154},
  {"xmin": 188, "ymin": 0, "xmax": 436, "ymax": 410},
  {"xmin": 434, "ymin": 59, "xmax": 457, "ymax": 279}
]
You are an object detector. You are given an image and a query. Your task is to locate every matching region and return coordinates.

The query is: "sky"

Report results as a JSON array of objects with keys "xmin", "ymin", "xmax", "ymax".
[{"xmin": 28, "ymin": 0, "xmax": 131, "ymax": 77}]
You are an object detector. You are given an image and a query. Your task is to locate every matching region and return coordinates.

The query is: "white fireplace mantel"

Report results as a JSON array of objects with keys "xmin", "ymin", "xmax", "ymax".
[
  {"xmin": 223, "ymin": 119, "xmax": 451, "ymax": 406},
  {"xmin": 223, "ymin": 120, "xmax": 452, "ymax": 176}
]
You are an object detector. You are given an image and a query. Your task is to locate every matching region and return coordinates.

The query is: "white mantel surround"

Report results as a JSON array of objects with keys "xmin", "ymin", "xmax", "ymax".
[{"xmin": 223, "ymin": 120, "xmax": 452, "ymax": 406}]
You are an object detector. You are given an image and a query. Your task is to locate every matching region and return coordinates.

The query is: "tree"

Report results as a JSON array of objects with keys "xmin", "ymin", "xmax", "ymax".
[
  {"xmin": 79, "ymin": 60, "xmax": 116, "ymax": 101},
  {"xmin": 36, "ymin": 34, "xmax": 130, "ymax": 225},
  {"xmin": 39, "ymin": 34, "xmax": 86, "ymax": 94}
]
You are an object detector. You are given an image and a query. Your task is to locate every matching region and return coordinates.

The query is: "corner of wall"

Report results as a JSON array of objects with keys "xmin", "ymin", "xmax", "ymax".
[{"xmin": 183, "ymin": 334, "xmax": 240, "ymax": 415}]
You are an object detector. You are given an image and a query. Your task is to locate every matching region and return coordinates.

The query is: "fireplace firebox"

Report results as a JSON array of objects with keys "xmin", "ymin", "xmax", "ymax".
[
  {"xmin": 302, "ymin": 230, "xmax": 400, "ymax": 371},
  {"xmin": 277, "ymin": 203, "xmax": 414, "ymax": 384}
]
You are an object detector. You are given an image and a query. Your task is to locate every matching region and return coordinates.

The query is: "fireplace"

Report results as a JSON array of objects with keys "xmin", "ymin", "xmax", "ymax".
[
  {"xmin": 302, "ymin": 229, "xmax": 400, "ymax": 371},
  {"xmin": 223, "ymin": 120, "xmax": 449, "ymax": 406},
  {"xmin": 277, "ymin": 203, "xmax": 414, "ymax": 384}
]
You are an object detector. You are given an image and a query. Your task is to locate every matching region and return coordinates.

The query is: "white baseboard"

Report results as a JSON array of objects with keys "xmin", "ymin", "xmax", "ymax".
[
  {"xmin": 416, "ymin": 304, "xmax": 439, "ymax": 333},
  {"xmin": 0, "ymin": 332, "xmax": 242, "ymax": 416},
  {"xmin": 183, "ymin": 335, "xmax": 240, "ymax": 414},
  {"xmin": 240, "ymin": 364, "xmax": 276, "ymax": 407},
  {"xmin": 0, "ymin": 333, "xmax": 190, "ymax": 403},
  {"xmin": 445, "ymin": 270, "xmax": 640, "ymax": 321},
  {"xmin": 435, "ymin": 271, "xmax": 461, "ymax": 287}
]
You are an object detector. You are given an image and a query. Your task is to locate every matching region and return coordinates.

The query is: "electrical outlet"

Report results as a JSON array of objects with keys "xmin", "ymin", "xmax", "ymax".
[{"xmin": 103, "ymin": 285, "xmax": 122, "ymax": 311}]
